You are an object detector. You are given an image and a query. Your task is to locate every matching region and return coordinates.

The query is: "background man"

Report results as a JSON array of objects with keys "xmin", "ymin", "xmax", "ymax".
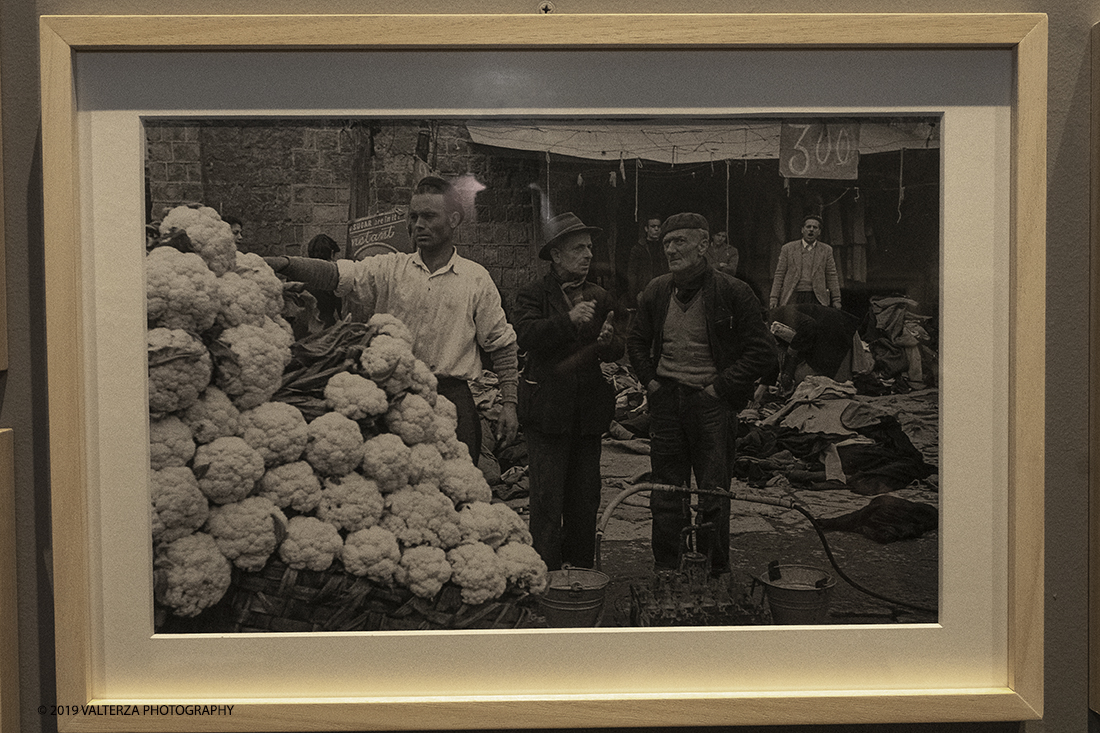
[
  {"xmin": 265, "ymin": 175, "xmax": 519, "ymax": 462},
  {"xmin": 513, "ymin": 212, "xmax": 624, "ymax": 570},
  {"xmin": 223, "ymin": 215, "xmax": 245, "ymax": 246},
  {"xmin": 626, "ymin": 215, "xmax": 668, "ymax": 306},
  {"xmin": 627, "ymin": 213, "xmax": 777, "ymax": 576},
  {"xmin": 705, "ymin": 229, "xmax": 739, "ymax": 277},
  {"xmin": 305, "ymin": 233, "xmax": 344, "ymax": 328},
  {"xmin": 768, "ymin": 214, "xmax": 842, "ymax": 310}
]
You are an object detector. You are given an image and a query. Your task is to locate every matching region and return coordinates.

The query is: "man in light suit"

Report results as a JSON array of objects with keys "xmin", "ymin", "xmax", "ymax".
[{"xmin": 768, "ymin": 214, "xmax": 842, "ymax": 310}]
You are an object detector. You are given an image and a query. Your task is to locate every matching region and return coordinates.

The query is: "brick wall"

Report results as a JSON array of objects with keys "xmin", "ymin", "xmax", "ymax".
[{"xmin": 145, "ymin": 119, "xmax": 543, "ymax": 305}]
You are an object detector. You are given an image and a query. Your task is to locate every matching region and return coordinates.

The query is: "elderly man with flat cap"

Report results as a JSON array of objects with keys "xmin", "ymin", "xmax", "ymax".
[
  {"xmin": 627, "ymin": 212, "xmax": 777, "ymax": 576},
  {"xmin": 265, "ymin": 175, "xmax": 519, "ymax": 463},
  {"xmin": 513, "ymin": 212, "xmax": 624, "ymax": 571}
]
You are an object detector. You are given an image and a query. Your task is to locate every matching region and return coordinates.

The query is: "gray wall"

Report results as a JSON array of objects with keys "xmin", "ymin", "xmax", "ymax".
[{"xmin": 2, "ymin": 2, "xmax": 1092, "ymax": 732}]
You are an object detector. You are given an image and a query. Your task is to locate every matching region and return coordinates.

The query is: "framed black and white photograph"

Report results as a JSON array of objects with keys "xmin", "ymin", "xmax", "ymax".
[
  {"xmin": 141, "ymin": 113, "xmax": 942, "ymax": 636},
  {"xmin": 41, "ymin": 13, "xmax": 1045, "ymax": 730}
]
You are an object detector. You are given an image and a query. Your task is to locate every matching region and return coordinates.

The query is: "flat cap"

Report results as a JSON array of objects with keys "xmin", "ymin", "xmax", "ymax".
[{"xmin": 660, "ymin": 212, "xmax": 709, "ymax": 239}]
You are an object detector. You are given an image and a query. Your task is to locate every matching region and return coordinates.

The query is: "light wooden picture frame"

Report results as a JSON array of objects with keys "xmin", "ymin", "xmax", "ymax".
[
  {"xmin": 40, "ymin": 13, "xmax": 1046, "ymax": 730},
  {"xmin": 0, "ymin": 49, "xmax": 8, "ymax": 372}
]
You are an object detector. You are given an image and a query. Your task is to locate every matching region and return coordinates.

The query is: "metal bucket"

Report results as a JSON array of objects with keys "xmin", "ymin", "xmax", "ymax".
[
  {"xmin": 538, "ymin": 567, "xmax": 610, "ymax": 627},
  {"xmin": 757, "ymin": 563, "xmax": 835, "ymax": 625}
]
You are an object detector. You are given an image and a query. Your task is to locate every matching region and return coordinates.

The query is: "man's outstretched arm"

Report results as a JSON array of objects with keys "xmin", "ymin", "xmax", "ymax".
[{"xmin": 264, "ymin": 256, "xmax": 340, "ymax": 291}]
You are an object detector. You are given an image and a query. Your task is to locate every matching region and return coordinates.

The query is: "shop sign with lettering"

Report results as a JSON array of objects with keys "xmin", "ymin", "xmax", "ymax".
[
  {"xmin": 348, "ymin": 209, "xmax": 410, "ymax": 259},
  {"xmin": 779, "ymin": 122, "xmax": 860, "ymax": 180}
]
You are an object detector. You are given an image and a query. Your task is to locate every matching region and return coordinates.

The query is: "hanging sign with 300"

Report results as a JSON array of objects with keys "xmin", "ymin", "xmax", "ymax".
[{"xmin": 779, "ymin": 121, "xmax": 860, "ymax": 180}]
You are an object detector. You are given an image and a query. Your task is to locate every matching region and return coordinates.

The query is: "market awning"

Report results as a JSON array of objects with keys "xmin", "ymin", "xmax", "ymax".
[{"xmin": 466, "ymin": 120, "xmax": 939, "ymax": 165}]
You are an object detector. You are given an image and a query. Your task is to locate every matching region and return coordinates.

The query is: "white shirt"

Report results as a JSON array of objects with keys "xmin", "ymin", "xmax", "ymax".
[{"xmin": 336, "ymin": 250, "xmax": 516, "ymax": 381}]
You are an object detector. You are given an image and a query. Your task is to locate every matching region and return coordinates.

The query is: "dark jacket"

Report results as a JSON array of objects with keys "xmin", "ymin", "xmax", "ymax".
[
  {"xmin": 626, "ymin": 237, "xmax": 669, "ymax": 306},
  {"xmin": 627, "ymin": 268, "xmax": 777, "ymax": 410},
  {"xmin": 514, "ymin": 274, "xmax": 626, "ymax": 434},
  {"xmin": 769, "ymin": 303, "xmax": 860, "ymax": 383}
]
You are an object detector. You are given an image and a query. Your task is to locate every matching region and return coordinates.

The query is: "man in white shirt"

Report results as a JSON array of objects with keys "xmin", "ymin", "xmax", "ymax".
[{"xmin": 265, "ymin": 176, "xmax": 519, "ymax": 463}]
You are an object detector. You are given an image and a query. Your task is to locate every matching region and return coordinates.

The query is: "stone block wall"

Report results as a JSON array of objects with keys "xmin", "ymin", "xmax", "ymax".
[
  {"xmin": 146, "ymin": 120, "xmax": 355, "ymax": 257},
  {"xmin": 145, "ymin": 119, "xmax": 543, "ymax": 306},
  {"xmin": 144, "ymin": 124, "xmax": 204, "ymax": 214}
]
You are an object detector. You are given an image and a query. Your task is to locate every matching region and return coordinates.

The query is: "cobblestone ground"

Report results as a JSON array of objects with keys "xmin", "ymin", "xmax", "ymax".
[{"xmin": 520, "ymin": 388, "xmax": 940, "ymax": 628}]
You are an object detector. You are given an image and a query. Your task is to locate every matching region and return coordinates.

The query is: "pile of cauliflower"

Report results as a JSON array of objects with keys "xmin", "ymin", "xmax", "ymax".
[{"xmin": 147, "ymin": 205, "xmax": 547, "ymax": 623}]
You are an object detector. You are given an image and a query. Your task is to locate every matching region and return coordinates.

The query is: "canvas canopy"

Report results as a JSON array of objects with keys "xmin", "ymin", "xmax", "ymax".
[{"xmin": 465, "ymin": 120, "xmax": 939, "ymax": 164}]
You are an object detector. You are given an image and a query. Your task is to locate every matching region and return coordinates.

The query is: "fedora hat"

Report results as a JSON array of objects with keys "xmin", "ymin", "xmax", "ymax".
[{"xmin": 539, "ymin": 212, "xmax": 602, "ymax": 261}]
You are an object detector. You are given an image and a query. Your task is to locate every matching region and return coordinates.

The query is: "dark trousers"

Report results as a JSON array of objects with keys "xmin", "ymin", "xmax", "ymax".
[
  {"xmin": 794, "ymin": 290, "xmax": 820, "ymax": 306},
  {"xmin": 436, "ymin": 377, "xmax": 481, "ymax": 464},
  {"xmin": 526, "ymin": 428, "xmax": 603, "ymax": 571},
  {"xmin": 647, "ymin": 380, "xmax": 733, "ymax": 574}
]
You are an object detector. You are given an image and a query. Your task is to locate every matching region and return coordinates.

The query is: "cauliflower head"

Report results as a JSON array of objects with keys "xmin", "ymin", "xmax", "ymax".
[
  {"xmin": 360, "ymin": 433, "xmax": 411, "ymax": 493},
  {"xmin": 212, "ymin": 317, "xmax": 294, "ymax": 410},
  {"xmin": 153, "ymin": 531, "xmax": 232, "ymax": 617},
  {"xmin": 234, "ymin": 252, "xmax": 284, "ymax": 318},
  {"xmin": 384, "ymin": 394, "xmax": 438, "ymax": 446},
  {"xmin": 179, "ymin": 386, "xmax": 242, "ymax": 445},
  {"xmin": 405, "ymin": 359, "xmax": 439, "ymax": 403},
  {"xmin": 380, "ymin": 485, "xmax": 462, "ymax": 549},
  {"xmin": 324, "ymin": 372, "xmax": 389, "ymax": 420},
  {"xmin": 148, "ymin": 327, "xmax": 212, "ymax": 415},
  {"xmin": 366, "ymin": 313, "xmax": 413, "ymax": 345},
  {"xmin": 215, "ymin": 272, "xmax": 282, "ymax": 329},
  {"xmin": 149, "ymin": 414, "xmax": 196, "ymax": 471},
  {"xmin": 360, "ymin": 335, "xmax": 426, "ymax": 399},
  {"xmin": 192, "ymin": 436, "xmax": 265, "ymax": 505},
  {"xmin": 395, "ymin": 545, "xmax": 451, "ymax": 599},
  {"xmin": 239, "ymin": 401, "xmax": 308, "ymax": 467},
  {"xmin": 490, "ymin": 501, "xmax": 533, "ymax": 546},
  {"xmin": 435, "ymin": 435, "xmax": 470, "ymax": 462},
  {"xmin": 145, "ymin": 246, "xmax": 219, "ymax": 333},
  {"xmin": 406, "ymin": 442, "xmax": 445, "ymax": 488},
  {"xmin": 151, "ymin": 466, "xmax": 209, "ymax": 545},
  {"xmin": 256, "ymin": 460, "xmax": 322, "ymax": 513},
  {"xmin": 342, "ymin": 525, "xmax": 401, "ymax": 584},
  {"xmin": 204, "ymin": 496, "xmax": 288, "ymax": 572},
  {"xmin": 496, "ymin": 542, "xmax": 549, "ymax": 595},
  {"xmin": 447, "ymin": 542, "xmax": 507, "ymax": 605},
  {"xmin": 316, "ymin": 472, "xmax": 385, "ymax": 533},
  {"xmin": 432, "ymin": 395, "xmax": 459, "ymax": 441},
  {"xmin": 304, "ymin": 412, "xmax": 365, "ymax": 476},
  {"xmin": 439, "ymin": 457, "xmax": 493, "ymax": 506},
  {"xmin": 159, "ymin": 205, "xmax": 237, "ymax": 277},
  {"xmin": 279, "ymin": 515, "xmax": 342, "ymax": 572},
  {"xmin": 457, "ymin": 502, "xmax": 515, "ymax": 549}
]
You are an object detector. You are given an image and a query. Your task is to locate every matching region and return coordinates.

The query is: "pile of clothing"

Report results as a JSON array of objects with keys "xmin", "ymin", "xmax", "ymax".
[
  {"xmin": 856, "ymin": 295, "xmax": 937, "ymax": 395},
  {"xmin": 735, "ymin": 376, "xmax": 936, "ymax": 497}
]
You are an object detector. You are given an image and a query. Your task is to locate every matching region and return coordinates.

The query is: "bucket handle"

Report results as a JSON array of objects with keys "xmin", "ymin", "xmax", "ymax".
[
  {"xmin": 561, "ymin": 564, "xmax": 591, "ymax": 593},
  {"xmin": 767, "ymin": 560, "xmax": 782, "ymax": 581}
]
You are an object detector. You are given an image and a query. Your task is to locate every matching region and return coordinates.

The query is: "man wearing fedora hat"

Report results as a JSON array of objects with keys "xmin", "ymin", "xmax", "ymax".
[
  {"xmin": 628, "ymin": 212, "xmax": 776, "ymax": 576},
  {"xmin": 513, "ymin": 212, "xmax": 624, "ymax": 571},
  {"xmin": 264, "ymin": 175, "xmax": 519, "ymax": 463}
]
